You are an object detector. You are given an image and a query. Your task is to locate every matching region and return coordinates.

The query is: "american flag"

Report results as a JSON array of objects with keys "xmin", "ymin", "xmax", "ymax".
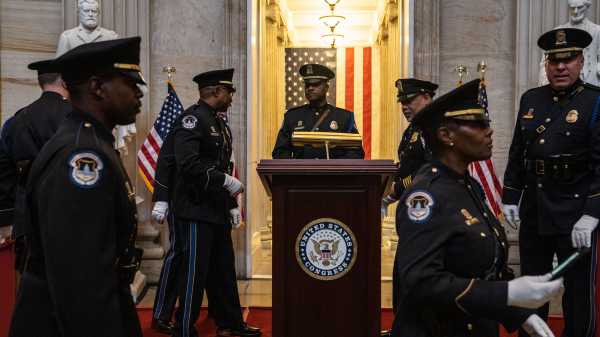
[
  {"xmin": 285, "ymin": 47, "xmax": 374, "ymax": 158},
  {"xmin": 285, "ymin": 48, "xmax": 337, "ymax": 109},
  {"xmin": 137, "ymin": 81, "xmax": 183, "ymax": 193},
  {"xmin": 468, "ymin": 79, "xmax": 504, "ymax": 217}
]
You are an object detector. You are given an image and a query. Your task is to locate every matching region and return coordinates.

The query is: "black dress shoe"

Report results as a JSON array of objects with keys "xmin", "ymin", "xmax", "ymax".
[
  {"xmin": 380, "ymin": 330, "xmax": 392, "ymax": 337},
  {"xmin": 151, "ymin": 318, "xmax": 174, "ymax": 334},
  {"xmin": 217, "ymin": 323, "xmax": 262, "ymax": 336}
]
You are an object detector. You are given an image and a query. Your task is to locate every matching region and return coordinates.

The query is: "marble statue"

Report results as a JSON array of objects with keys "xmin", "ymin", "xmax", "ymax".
[
  {"xmin": 539, "ymin": 0, "xmax": 600, "ymax": 86},
  {"xmin": 56, "ymin": 0, "xmax": 119, "ymax": 57},
  {"xmin": 56, "ymin": 0, "xmax": 137, "ymax": 154}
]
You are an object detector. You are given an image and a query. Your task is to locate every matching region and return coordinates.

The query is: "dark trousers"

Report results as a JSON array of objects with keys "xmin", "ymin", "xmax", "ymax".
[
  {"xmin": 392, "ymin": 247, "xmax": 399, "ymax": 314},
  {"xmin": 518, "ymin": 225, "xmax": 597, "ymax": 337},
  {"xmin": 153, "ymin": 211, "xmax": 184, "ymax": 322},
  {"xmin": 174, "ymin": 219, "xmax": 243, "ymax": 337}
]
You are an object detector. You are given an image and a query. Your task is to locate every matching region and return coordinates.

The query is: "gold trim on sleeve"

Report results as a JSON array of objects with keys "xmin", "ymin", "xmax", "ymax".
[{"xmin": 455, "ymin": 279, "xmax": 476, "ymax": 314}]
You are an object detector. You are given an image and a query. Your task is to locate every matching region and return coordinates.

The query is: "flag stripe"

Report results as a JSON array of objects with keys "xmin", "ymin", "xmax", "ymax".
[
  {"xmin": 485, "ymin": 159, "xmax": 503, "ymax": 194},
  {"xmin": 472, "ymin": 161, "xmax": 501, "ymax": 216},
  {"xmin": 362, "ymin": 47, "xmax": 372, "ymax": 159},
  {"xmin": 345, "ymin": 48, "xmax": 354, "ymax": 111}
]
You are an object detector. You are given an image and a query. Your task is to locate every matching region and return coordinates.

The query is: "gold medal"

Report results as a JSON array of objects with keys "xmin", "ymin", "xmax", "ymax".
[
  {"xmin": 566, "ymin": 110, "xmax": 578, "ymax": 123},
  {"xmin": 522, "ymin": 108, "xmax": 534, "ymax": 119}
]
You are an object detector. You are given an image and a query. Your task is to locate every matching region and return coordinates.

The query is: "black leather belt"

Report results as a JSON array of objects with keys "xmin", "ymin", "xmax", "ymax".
[{"xmin": 525, "ymin": 158, "xmax": 589, "ymax": 177}]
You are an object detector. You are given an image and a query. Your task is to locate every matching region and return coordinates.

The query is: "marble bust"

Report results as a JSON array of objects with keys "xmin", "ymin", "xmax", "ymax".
[
  {"xmin": 539, "ymin": 0, "xmax": 600, "ymax": 86},
  {"xmin": 56, "ymin": 0, "xmax": 119, "ymax": 57},
  {"xmin": 56, "ymin": 0, "xmax": 136, "ymax": 153}
]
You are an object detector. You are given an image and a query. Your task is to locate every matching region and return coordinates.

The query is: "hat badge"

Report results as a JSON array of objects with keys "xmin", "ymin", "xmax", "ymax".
[
  {"xmin": 555, "ymin": 30, "xmax": 567, "ymax": 46},
  {"xmin": 397, "ymin": 81, "xmax": 404, "ymax": 93},
  {"xmin": 306, "ymin": 65, "xmax": 313, "ymax": 75}
]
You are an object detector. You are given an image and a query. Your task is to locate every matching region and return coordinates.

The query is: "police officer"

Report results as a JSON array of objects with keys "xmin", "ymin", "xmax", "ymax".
[
  {"xmin": 0, "ymin": 60, "xmax": 71, "ymax": 268},
  {"xmin": 502, "ymin": 28, "xmax": 600, "ymax": 337},
  {"xmin": 392, "ymin": 79, "xmax": 564, "ymax": 337},
  {"xmin": 380, "ymin": 78, "xmax": 437, "ymax": 337},
  {"xmin": 151, "ymin": 132, "xmax": 179, "ymax": 334},
  {"xmin": 9, "ymin": 37, "xmax": 145, "ymax": 337},
  {"xmin": 0, "ymin": 117, "xmax": 17, "ymax": 227},
  {"xmin": 171, "ymin": 69, "xmax": 260, "ymax": 337},
  {"xmin": 272, "ymin": 63, "xmax": 365, "ymax": 159},
  {"xmin": 381, "ymin": 78, "xmax": 438, "ymax": 216}
]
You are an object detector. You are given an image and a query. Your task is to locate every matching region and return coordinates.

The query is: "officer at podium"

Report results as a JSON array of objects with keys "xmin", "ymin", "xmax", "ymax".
[{"xmin": 272, "ymin": 63, "xmax": 365, "ymax": 159}]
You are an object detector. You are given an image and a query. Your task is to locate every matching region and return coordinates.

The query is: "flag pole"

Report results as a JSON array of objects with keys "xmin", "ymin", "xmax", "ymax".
[
  {"xmin": 477, "ymin": 60, "xmax": 487, "ymax": 82},
  {"xmin": 162, "ymin": 65, "xmax": 176, "ymax": 85},
  {"xmin": 454, "ymin": 65, "xmax": 468, "ymax": 87}
]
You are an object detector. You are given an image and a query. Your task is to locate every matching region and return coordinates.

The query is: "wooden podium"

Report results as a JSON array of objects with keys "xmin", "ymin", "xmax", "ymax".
[{"xmin": 257, "ymin": 159, "xmax": 396, "ymax": 337}]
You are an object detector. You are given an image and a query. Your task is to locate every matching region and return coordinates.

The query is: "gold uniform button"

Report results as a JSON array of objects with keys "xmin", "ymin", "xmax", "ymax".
[
  {"xmin": 483, "ymin": 213, "xmax": 488, "ymax": 218},
  {"xmin": 566, "ymin": 131, "xmax": 571, "ymax": 136},
  {"xmin": 545, "ymin": 118, "xmax": 551, "ymax": 123},
  {"xmin": 432, "ymin": 167, "xmax": 438, "ymax": 173},
  {"xmin": 315, "ymin": 127, "xmax": 319, "ymax": 131},
  {"xmin": 538, "ymin": 183, "xmax": 543, "ymax": 188},
  {"xmin": 553, "ymin": 97, "xmax": 558, "ymax": 102},
  {"xmin": 315, "ymin": 112, "xmax": 319, "ymax": 116},
  {"xmin": 480, "ymin": 232, "xmax": 487, "ymax": 238},
  {"xmin": 539, "ymin": 139, "xmax": 545, "ymax": 144},
  {"xmin": 84, "ymin": 122, "xmax": 92, "ymax": 128},
  {"xmin": 467, "ymin": 323, "xmax": 473, "ymax": 331}
]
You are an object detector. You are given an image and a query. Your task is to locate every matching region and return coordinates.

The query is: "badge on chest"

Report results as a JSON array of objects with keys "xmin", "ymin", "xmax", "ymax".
[{"xmin": 566, "ymin": 110, "xmax": 578, "ymax": 123}]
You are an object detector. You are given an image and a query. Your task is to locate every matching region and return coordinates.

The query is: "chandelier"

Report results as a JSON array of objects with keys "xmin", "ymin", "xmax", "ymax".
[
  {"xmin": 319, "ymin": 0, "xmax": 344, "ymax": 48},
  {"xmin": 321, "ymin": 33, "xmax": 344, "ymax": 49},
  {"xmin": 323, "ymin": 0, "xmax": 341, "ymax": 11}
]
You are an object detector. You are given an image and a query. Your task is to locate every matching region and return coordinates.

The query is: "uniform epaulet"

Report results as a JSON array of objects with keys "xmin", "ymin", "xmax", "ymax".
[
  {"xmin": 583, "ymin": 82, "xmax": 600, "ymax": 92},
  {"xmin": 74, "ymin": 121, "xmax": 101, "ymax": 149},
  {"xmin": 285, "ymin": 104, "xmax": 308, "ymax": 114},
  {"xmin": 334, "ymin": 106, "xmax": 354, "ymax": 114},
  {"xmin": 411, "ymin": 164, "xmax": 441, "ymax": 190}
]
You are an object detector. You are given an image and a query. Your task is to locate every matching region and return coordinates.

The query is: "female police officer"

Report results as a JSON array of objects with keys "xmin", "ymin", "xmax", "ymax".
[{"xmin": 391, "ymin": 80, "xmax": 564, "ymax": 337}]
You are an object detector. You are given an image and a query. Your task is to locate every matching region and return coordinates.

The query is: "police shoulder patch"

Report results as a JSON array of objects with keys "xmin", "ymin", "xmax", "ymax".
[
  {"xmin": 68, "ymin": 151, "xmax": 104, "ymax": 188},
  {"xmin": 405, "ymin": 190, "xmax": 435, "ymax": 223},
  {"xmin": 182, "ymin": 115, "xmax": 198, "ymax": 129}
]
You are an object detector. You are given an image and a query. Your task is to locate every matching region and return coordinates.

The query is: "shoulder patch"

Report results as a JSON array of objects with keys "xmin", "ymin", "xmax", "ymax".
[
  {"xmin": 182, "ymin": 115, "xmax": 198, "ymax": 129},
  {"xmin": 68, "ymin": 151, "xmax": 103, "ymax": 188},
  {"xmin": 405, "ymin": 190, "xmax": 435, "ymax": 223}
]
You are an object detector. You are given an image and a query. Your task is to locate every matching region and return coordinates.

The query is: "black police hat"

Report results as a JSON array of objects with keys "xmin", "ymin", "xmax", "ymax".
[
  {"xmin": 193, "ymin": 68, "xmax": 236, "ymax": 92},
  {"xmin": 53, "ymin": 36, "xmax": 145, "ymax": 85},
  {"xmin": 299, "ymin": 64, "xmax": 335, "ymax": 84},
  {"xmin": 395, "ymin": 78, "xmax": 438, "ymax": 102},
  {"xmin": 27, "ymin": 59, "xmax": 58, "ymax": 75},
  {"xmin": 538, "ymin": 28, "xmax": 592, "ymax": 61},
  {"xmin": 413, "ymin": 79, "xmax": 487, "ymax": 129}
]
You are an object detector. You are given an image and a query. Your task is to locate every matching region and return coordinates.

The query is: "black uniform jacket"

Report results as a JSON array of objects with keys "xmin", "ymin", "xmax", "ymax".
[
  {"xmin": 0, "ymin": 92, "xmax": 70, "ymax": 226},
  {"xmin": 0, "ymin": 117, "xmax": 17, "ymax": 225},
  {"xmin": 9, "ymin": 92, "xmax": 70, "ymax": 230},
  {"xmin": 393, "ymin": 162, "xmax": 532, "ymax": 337},
  {"xmin": 503, "ymin": 81, "xmax": 600, "ymax": 234},
  {"xmin": 172, "ymin": 101, "xmax": 237, "ymax": 225},
  {"xmin": 152, "ymin": 132, "xmax": 176, "ymax": 203},
  {"xmin": 272, "ymin": 103, "xmax": 365, "ymax": 159},
  {"xmin": 393, "ymin": 123, "xmax": 429, "ymax": 197},
  {"xmin": 9, "ymin": 109, "xmax": 141, "ymax": 337}
]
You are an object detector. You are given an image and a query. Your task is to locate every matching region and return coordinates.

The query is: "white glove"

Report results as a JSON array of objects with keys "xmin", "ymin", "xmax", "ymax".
[
  {"xmin": 571, "ymin": 215, "xmax": 599, "ymax": 248},
  {"xmin": 381, "ymin": 195, "xmax": 397, "ymax": 218},
  {"xmin": 151, "ymin": 201, "xmax": 169, "ymax": 224},
  {"xmin": 502, "ymin": 204, "xmax": 521, "ymax": 228},
  {"xmin": 522, "ymin": 314, "xmax": 555, "ymax": 337},
  {"xmin": 223, "ymin": 174, "xmax": 244, "ymax": 197},
  {"xmin": 230, "ymin": 208, "xmax": 242, "ymax": 229},
  {"xmin": 507, "ymin": 274, "xmax": 564, "ymax": 309}
]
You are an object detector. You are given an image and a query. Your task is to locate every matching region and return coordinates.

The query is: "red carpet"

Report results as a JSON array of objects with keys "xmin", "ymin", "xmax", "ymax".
[{"xmin": 137, "ymin": 307, "xmax": 564, "ymax": 337}]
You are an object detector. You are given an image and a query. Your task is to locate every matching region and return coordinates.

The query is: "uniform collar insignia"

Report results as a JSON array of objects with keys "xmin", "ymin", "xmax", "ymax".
[{"xmin": 461, "ymin": 209, "xmax": 480, "ymax": 226}]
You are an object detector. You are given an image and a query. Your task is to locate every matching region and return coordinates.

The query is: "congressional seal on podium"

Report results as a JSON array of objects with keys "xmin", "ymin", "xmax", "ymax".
[{"xmin": 295, "ymin": 218, "xmax": 357, "ymax": 281}]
